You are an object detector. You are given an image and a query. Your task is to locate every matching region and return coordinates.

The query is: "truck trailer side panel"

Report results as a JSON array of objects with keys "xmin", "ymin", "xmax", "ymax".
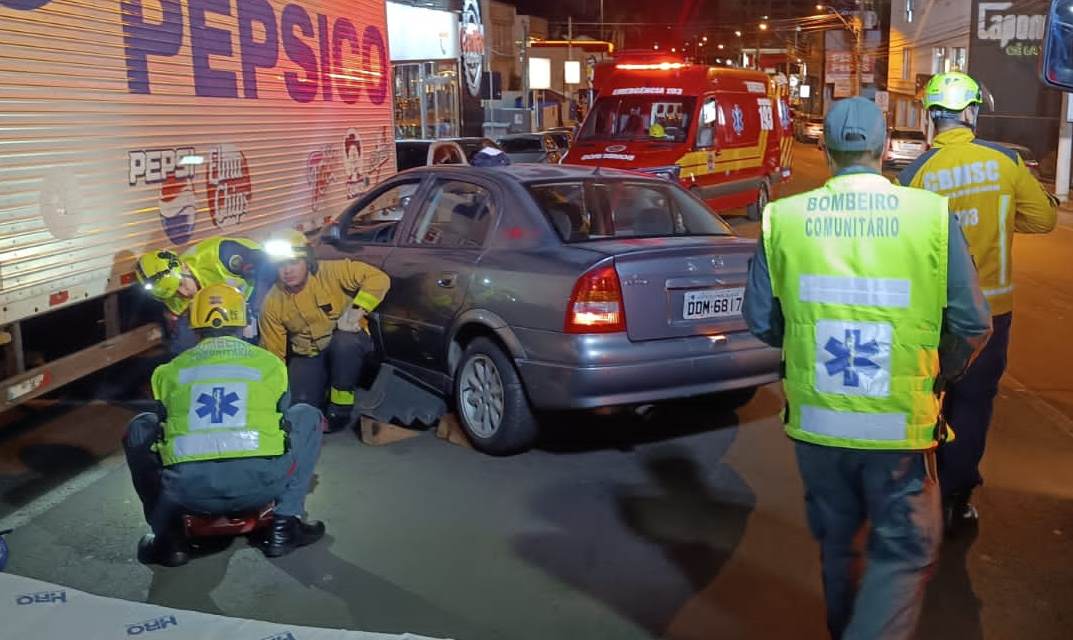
[{"xmin": 0, "ymin": 0, "xmax": 395, "ymax": 408}]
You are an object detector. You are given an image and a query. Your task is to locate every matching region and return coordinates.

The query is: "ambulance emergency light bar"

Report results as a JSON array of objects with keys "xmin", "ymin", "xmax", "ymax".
[{"xmin": 615, "ymin": 62, "xmax": 689, "ymax": 71}]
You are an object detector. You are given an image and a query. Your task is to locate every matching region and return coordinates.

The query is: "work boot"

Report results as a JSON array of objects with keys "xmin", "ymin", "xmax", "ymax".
[
  {"xmin": 943, "ymin": 494, "xmax": 979, "ymax": 538},
  {"xmin": 325, "ymin": 403, "xmax": 353, "ymax": 433},
  {"xmin": 263, "ymin": 516, "xmax": 325, "ymax": 558},
  {"xmin": 137, "ymin": 533, "xmax": 190, "ymax": 567}
]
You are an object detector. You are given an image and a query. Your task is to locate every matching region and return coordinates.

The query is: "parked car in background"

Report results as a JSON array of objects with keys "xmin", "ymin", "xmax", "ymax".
[
  {"xmin": 796, "ymin": 115, "xmax": 825, "ymax": 143},
  {"xmin": 450, "ymin": 137, "xmax": 502, "ymax": 163},
  {"xmin": 884, "ymin": 128, "xmax": 929, "ymax": 169},
  {"xmin": 320, "ymin": 165, "xmax": 781, "ymax": 454},
  {"xmin": 497, "ymin": 133, "xmax": 562, "ymax": 164},
  {"xmin": 996, "ymin": 142, "xmax": 1043, "ymax": 179},
  {"xmin": 396, "ymin": 140, "xmax": 468, "ymax": 171}
]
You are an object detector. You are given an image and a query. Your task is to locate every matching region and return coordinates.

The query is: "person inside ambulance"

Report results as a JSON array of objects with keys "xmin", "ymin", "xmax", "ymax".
[
  {"xmin": 259, "ymin": 230, "xmax": 390, "ymax": 433},
  {"xmin": 123, "ymin": 284, "xmax": 326, "ymax": 567},
  {"xmin": 135, "ymin": 237, "xmax": 270, "ymax": 354},
  {"xmin": 896, "ymin": 71, "xmax": 1058, "ymax": 536}
]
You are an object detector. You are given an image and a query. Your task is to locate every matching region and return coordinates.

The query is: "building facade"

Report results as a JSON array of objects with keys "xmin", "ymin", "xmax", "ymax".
[{"xmin": 886, "ymin": 0, "xmax": 971, "ymax": 129}]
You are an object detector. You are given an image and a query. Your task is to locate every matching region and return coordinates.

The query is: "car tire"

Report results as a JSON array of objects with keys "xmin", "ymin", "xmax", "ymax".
[
  {"xmin": 454, "ymin": 337, "xmax": 539, "ymax": 455},
  {"xmin": 746, "ymin": 181, "xmax": 769, "ymax": 221}
]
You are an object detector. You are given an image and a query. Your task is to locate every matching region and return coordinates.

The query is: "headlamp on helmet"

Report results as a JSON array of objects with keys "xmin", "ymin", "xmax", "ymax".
[
  {"xmin": 265, "ymin": 229, "xmax": 312, "ymax": 262},
  {"xmin": 135, "ymin": 250, "xmax": 183, "ymax": 300}
]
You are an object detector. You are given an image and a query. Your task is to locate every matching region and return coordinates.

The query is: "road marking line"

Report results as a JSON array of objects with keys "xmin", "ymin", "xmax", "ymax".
[
  {"xmin": 0, "ymin": 452, "xmax": 125, "ymax": 532},
  {"xmin": 1003, "ymin": 373, "xmax": 1073, "ymax": 439}
]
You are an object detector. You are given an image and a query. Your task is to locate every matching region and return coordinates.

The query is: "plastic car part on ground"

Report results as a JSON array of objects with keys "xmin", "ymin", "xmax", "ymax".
[
  {"xmin": 0, "ymin": 529, "xmax": 10, "ymax": 571},
  {"xmin": 0, "ymin": 571, "xmax": 449, "ymax": 640},
  {"xmin": 356, "ymin": 364, "xmax": 448, "ymax": 428}
]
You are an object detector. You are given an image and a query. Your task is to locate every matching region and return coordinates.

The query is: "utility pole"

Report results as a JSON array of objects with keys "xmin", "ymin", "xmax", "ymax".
[
  {"xmin": 1057, "ymin": 92, "xmax": 1072, "ymax": 202},
  {"xmin": 522, "ymin": 19, "xmax": 534, "ymax": 132}
]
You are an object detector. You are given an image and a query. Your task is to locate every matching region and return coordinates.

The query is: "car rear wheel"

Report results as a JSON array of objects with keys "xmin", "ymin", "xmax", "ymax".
[
  {"xmin": 746, "ymin": 181, "xmax": 769, "ymax": 221},
  {"xmin": 454, "ymin": 337, "xmax": 539, "ymax": 455}
]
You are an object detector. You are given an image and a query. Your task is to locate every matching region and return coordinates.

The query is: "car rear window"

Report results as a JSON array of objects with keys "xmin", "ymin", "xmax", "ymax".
[
  {"xmin": 396, "ymin": 143, "xmax": 429, "ymax": 170},
  {"xmin": 528, "ymin": 180, "xmax": 732, "ymax": 242},
  {"xmin": 499, "ymin": 137, "xmax": 542, "ymax": 152}
]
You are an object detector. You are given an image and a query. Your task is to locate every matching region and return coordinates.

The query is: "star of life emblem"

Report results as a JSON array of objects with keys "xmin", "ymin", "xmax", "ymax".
[
  {"xmin": 188, "ymin": 382, "xmax": 248, "ymax": 429},
  {"xmin": 731, "ymin": 104, "xmax": 745, "ymax": 136},
  {"xmin": 814, "ymin": 320, "xmax": 892, "ymax": 397}
]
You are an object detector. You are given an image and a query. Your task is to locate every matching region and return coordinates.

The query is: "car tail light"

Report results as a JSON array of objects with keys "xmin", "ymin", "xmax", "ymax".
[{"xmin": 565, "ymin": 264, "xmax": 626, "ymax": 333}]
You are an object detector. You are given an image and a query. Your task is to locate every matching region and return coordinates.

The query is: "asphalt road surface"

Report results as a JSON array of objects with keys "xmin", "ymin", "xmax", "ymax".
[{"xmin": 1, "ymin": 142, "xmax": 1071, "ymax": 639}]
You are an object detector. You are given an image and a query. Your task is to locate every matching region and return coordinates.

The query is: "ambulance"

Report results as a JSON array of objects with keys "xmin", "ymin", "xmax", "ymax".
[
  {"xmin": 564, "ymin": 54, "xmax": 793, "ymax": 219},
  {"xmin": 0, "ymin": 0, "xmax": 395, "ymax": 411}
]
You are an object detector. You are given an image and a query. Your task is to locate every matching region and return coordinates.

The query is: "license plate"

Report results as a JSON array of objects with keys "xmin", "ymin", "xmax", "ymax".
[{"xmin": 683, "ymin": 287, "xmax": 744, "ymax": 320}]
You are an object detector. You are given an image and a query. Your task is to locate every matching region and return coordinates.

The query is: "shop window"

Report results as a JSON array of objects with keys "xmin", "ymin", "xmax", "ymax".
[
  {"xmin": 953, "ymin": 47, "xmax": 967, "ymax": 71},
  {"xmin": 932, "ymin": 47, "xmax": 948, "ymax": 74}
]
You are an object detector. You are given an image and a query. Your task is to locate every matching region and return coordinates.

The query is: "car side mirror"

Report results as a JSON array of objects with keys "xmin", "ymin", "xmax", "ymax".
[
  {"xmin": 1041, "ymin": 0, "xmax": 1073, "ymax": 91},
  {"xmin": 322, "ymin": 222, "xmax": 343, "ymax": 246}
]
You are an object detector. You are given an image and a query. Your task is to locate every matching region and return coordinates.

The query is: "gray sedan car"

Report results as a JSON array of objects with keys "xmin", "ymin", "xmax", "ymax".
[{"xmin": 320, "ymin": 165, "xmax": 780, "ymax": 454}]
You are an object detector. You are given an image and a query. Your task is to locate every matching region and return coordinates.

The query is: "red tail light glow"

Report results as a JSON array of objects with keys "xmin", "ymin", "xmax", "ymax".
[{"xmin": 565, "ymin": 264, "xmax": 626, "ymax": 333}]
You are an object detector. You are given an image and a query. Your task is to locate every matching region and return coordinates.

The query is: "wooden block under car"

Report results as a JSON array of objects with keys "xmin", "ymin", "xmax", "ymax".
[
  {"xmin": 435, "ymin": 413, "xmax": 473, "ymax": 449},
  {"xmin": 358, "ymin": 416, "xmax": 422, "ymax": 445}
]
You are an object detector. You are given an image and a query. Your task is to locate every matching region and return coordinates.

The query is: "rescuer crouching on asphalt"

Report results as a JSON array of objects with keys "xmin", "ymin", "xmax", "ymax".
[
  {"xmin": 743, "ymin": 97, "xmax": 993, "ymax": 639},
  {"xmin": 259, "ymin": 230, "xmax": 390, "ymax": 433},
  {"xmin": 135, "ymin": 236, "xmax": 272, "ymax": 354},
  {"xmin": 124, "ymin": 283, "xmax": 326, "ymax": 567}
]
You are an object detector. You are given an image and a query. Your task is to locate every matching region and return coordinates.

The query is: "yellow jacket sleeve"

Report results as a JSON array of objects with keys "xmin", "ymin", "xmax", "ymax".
[
  {"xmin": 1012, "ymin": 158, "xmax": 1058, "ymax": 234},
  {"xmin": 258, "ymin": 293, "xmax": 288, "ymax": 361},
  {"xmin": 325, "ymin": 259, "xmax": 391, "ymax": 311}
]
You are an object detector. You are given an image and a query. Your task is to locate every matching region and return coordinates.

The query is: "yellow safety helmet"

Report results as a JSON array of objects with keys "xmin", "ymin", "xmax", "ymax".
[
  {"xmin": 264, "ymin": 229, "xmax": 313, "ymax": 262},
  {"xmin": 922, "ymin": 72, "xmax": 982, "ymax": 113},
  {"xmin": 649, "ymin": 122, "xmax": 666, "ymax": 139},
  {"xmin": 135, "ymin": 250, "xmax": 183, "ymax": 300},
  {"xmin": 189, "ymin": 283, "xmax": 246, "ymax": 330}
]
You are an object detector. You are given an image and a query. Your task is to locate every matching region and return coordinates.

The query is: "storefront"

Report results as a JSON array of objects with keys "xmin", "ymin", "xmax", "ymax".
[{"xmin": 387, "ymin": 2, "xmax": 462, "ymax": 140}]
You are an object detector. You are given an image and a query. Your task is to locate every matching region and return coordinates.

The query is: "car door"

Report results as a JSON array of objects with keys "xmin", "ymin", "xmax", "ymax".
[
  {"xmin": 379, "ymin": 176, "xmax": 499, "ymax": 386},
  {"xmin": 320, "ymin": 175, "xmax": 428, "ymax": 270}
]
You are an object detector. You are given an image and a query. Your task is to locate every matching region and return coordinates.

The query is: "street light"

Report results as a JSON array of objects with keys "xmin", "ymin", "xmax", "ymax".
[{"xmin": 735, "ymin": 30, "xmax": 742, "ymax": 37}]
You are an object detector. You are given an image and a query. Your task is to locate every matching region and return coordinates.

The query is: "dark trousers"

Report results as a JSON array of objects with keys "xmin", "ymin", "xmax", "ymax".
[
  {"xmin": 938, "ymin": 312, "xmax": 1012, "ymax": 500},
  {"xmin": 287, "ymin": 330, "xmax": 374, "ymax": 408},
  {"xmin": 123, "ymin": 405, "xmax": 324, "ymax": 536},
  {"xmin": 795, "ymin": 442, "xmax": 942, "ymax": 640}
]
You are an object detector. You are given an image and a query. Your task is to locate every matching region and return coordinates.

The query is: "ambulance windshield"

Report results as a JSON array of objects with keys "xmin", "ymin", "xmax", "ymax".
[{"xmin": 578, "ymin": 96, "xmax": 696, "ymax": 143}]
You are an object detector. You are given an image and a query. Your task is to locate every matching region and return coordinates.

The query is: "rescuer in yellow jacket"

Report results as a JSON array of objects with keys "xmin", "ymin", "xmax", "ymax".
[
  {"xmin": 897, "ymin": 71, "xmax": 1058, "ymax": 536},
  {"xmin": 259, "ymin": 230, "xmax": 390, "ymax": 433},
  {"xmin": 135, "ymin": 237, "xmax": 269, "ymax": 354}
]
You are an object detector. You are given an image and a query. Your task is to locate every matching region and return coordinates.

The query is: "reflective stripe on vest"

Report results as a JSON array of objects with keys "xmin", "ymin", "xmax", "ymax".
[
  {"xmin": 151, "ymin": 337, "xmax": 287, "ymax": 465},
  {"xmin": 763, "ymin": 173, "xmax": 948, "ymax": 451}
]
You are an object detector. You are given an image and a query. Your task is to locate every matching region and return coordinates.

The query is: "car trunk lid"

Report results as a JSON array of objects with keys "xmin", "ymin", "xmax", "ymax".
[{"xmin": 580, "ymin": 236, "xmax": 756, "ymax": 342}]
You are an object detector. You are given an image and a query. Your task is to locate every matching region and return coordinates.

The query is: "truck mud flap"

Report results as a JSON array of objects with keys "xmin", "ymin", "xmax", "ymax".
[{"xmin": 354, "ymin": 364, "xmax": 447, "ymax": 429}]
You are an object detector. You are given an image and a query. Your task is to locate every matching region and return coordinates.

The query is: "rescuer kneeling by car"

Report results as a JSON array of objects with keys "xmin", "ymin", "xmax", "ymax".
[
  {"xmin": 124, "ymin": 284, "xmax": 326, "ymax": 567},
  {"xmin": 259, "ymin": 230, "xmax": 390, "ymax": 432}
]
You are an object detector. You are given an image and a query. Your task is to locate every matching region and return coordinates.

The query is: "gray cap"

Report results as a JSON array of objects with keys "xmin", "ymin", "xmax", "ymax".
[{"xmin": 823, "ymin": 97, "xmax": 887, "ymax": 152}]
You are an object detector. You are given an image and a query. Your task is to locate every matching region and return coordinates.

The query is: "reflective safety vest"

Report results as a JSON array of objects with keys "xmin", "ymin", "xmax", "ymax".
[
  {"xmin": 762, "ymin": 173, "xmax": 948, "ymax": 450},
  {"xmin": 151, "ymin": 336, "xmax": 287, "ymax": 466},
  {"xmin": 164, "ymin": 237, "xmax": 260, "ymax": 316}
]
